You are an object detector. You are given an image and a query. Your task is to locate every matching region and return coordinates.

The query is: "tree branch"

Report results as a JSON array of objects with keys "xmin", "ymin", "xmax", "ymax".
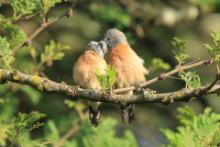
[
  {"xmin": 12, "ymin": 3, "xmax": 75, "ymax": 55},
  {"xmin": 0, "ymin": 68, "xmax": 219, "ymax": 105}
]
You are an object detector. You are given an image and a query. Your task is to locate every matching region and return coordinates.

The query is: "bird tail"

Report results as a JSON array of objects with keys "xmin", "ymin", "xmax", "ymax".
[
  {"xmin": 89, "ymin": 102, "xmax": 101, "ymax": 127},
  {"xmin": 120, "ymin": 104, "xmax": 134, "ymax": 123}
]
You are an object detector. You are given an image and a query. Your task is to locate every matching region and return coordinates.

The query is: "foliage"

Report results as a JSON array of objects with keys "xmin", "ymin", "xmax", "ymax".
[
  {"xmin": 96, "ymin": 65, "xmax": 116, "ymax": 91},
  {"xmin": 150, "ymin": 58, "xmax": 170, "ymax": 71},
  {"xmin": 204, "ymin": 31, "xmax": 220, "ymax": 64},
  {"xmin": 11, "ymin": 0, "xmax": 62, "ymax": 18},
  {"xmin": 0, "ymin": 111, "xmax": 46, "ymax": 146},
  {"xmin": 178, "ymin": 71, "xmax": 201, "ymax": 88},
  {"xmin": 172, "ymin": 37, "xmax": 189, "ymax": 65},
  {"xmin": 89, "ymin": 3, "xmax": 131, "ymax": 28},
  {"xmin": 0, "ymin": 36, "xmax": 14, "ymax": 69},
  {"xmin": 39, "ymin": 0, "xmax": 62, "ymax": 16},
  {"xmin": 11, "ymin": 0, "xmax": 41, "ymax": 18},
  {"xmin": 67, "ymin": 117, "xmax": 138, "ymax": 147},
  {"xmin": 0, "ymin": 22, "xmax": 27, "ymax": 48},
  {"xmin": 190, "ymin": 0, "xmax": 220, "ymax": 8},
  {"xmin": 40, "ymin": 40, "xmax": 70, "ymax": 67},
  {"xmin": 161, "ymin": 106, "xmax": 220, "ymax": 147}
]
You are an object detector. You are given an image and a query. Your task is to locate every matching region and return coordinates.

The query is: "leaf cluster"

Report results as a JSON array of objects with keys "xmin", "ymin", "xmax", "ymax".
[
  {"xmin": 96, "ymin": 65, "xmax": 116, "ymax": 91},
  {"xmin": 11, "ymin": 0, "xmax": 63, "ymax": 19},
  {"xmin": 150, "ymin": 58, "xmax": 170, "ymax": 71},
  {"xmin": 40, "ymin": 40, "xmax": 70, "ymax": 67},
  {"xmin": 178, "ymin": 71, "xmax": 201, "ymax": 88},
  {"xmin": 0, "ymin": 37, "xmax": 14, "ymax": 69},
  {"xmin": 65, "ymin": 118, "xmax": 138, "ymax": 147},
  {"xmin": 172, "ymin": 37, "xmax": 189, "ymax": 65},
  {"xmin": 204, "ymin": 31, "xmax": 220, "ymax": 63},
  {"xmin": 0, "ymin": 111, "xmax": 46, "ymax": 146},
  {"xmin": 161, "ymin": 106, "xmax": 220, "ymax": 147}
]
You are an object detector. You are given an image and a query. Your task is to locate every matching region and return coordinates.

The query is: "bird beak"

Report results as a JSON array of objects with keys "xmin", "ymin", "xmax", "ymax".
[{"xmin": 99, "ymin": 40, "xmax": 108, "ymax": 54}]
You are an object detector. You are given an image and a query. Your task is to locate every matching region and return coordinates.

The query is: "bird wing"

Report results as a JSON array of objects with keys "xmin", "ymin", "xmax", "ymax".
[{"xmin": 108, "ymin": 44, "xmax": 148, "ymax": 88}]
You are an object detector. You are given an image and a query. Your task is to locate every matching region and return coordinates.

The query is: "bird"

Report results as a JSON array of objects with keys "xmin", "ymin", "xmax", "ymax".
[
  {"xmin": 73, "ymin": 41, "xmax": 108, "ymax": 127},
  {"xmin": 103, "ymin": 28, "xmax": 148, "ymax": 123}
]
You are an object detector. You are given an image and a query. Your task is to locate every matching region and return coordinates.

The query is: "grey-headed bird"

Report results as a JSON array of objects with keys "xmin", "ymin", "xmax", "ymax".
[
  {"xmin": 73, "ymin": 41, "xmax": 107, "ymax": 126},
  {"xmin": 103, "ymin": 28, "xmax": 148, "ymax": 123}
]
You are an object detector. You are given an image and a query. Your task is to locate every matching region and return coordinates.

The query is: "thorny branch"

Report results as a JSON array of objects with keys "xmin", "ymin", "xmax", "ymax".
[{"xmin": 0, "ymin": 57, "xmax": 219, "ymax": 105}]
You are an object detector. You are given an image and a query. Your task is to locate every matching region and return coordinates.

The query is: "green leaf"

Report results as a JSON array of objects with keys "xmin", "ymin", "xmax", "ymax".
[
  {"xmin": 172, "ymin": 37, "xmax": 189, "ymax": 65},
  {"xmin": 150, "ymin": 58, "xmax": 170, "ymax": 71},
  {"xmin": 14, "ymin": 111, "xmax": 45, "ymax": 131},
  {"xmin": 161, "ymin": 106, "xmax": 220, "ymax": 147},
  {"xmin": 0, "ymin": 123, "xmax": 10, "ymax": 146},
  {"xmin": 0, "ymin": 36, "xmax": 14, "ymax": 69},
  {"xmin": 72, "ymin": 117, "xmax": 138, "ymax": 147},
  {"xmin": 6, "ymin": 111, "xmax": 45, "ymax": 145},
  {"xmin": 96, "ymin": 65, "xmax": 116, "ymax": 91},
  {"xmin": 178, "ymin": 71, "xmax": 201, "ymax": 88},
  {"xmin": 204, "ymin": 31, "xmax": 220, "ymax": 63},
  {"xmin": 39, "ymin": 0, "xmax": 62, "ymax": 16},
  {"xmin": 11, "ymin": 0, "xmax": 41, "ymax": 18},
  {"xmin": 0, "ymin": 14, "xmax": 9, "ymax": 23},
  {"xmin": 44, "ymin": 120, "xmax": 60, "ymax": 142},
  {"xmin": 40, "ymin": 40, "xmax": 70, "ymax": 66},
  {"xmin": 1, "ymin": 22, "xmax": 27, "ymax": 49}
]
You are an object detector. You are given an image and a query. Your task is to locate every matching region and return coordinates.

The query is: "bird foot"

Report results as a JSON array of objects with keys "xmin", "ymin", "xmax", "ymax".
[
  {"xmin": 120, "ymin": 104, "xmax": 134, "ymax": 123},
  {"xmin": 89, "ymin": 106, "xmax": 101, "ymax": 127}
]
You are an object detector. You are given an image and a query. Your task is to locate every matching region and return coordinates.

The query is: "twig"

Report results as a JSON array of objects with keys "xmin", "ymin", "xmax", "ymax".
[
  {"xmin": 201, "ymin": 73, "xmax": 220, "ymax": 93},
  {"xmin": 12, "ymin": 13, "xmax": 39, "ymax": 23},
  {"xmin": 55, "ymin": 121, "xmax": 81, "ymax": 147},
  {"xmin": 12, "ymin": 2, "xmax": 75, "ymax": 55},
  {"xmin": 112, "ymin": 59, "xmax": 212, "ymax": 93}
]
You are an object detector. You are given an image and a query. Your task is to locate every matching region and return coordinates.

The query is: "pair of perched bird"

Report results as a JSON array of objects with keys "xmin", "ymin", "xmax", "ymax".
[{"xmin": 73, "ymin": 28, "xmax": 148, "ymax": 126}]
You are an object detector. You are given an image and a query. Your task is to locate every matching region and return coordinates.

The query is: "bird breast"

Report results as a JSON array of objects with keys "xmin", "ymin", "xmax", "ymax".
[{"xmin": 73, "ymin": 50, "xmax": 107, "ymax": 89}]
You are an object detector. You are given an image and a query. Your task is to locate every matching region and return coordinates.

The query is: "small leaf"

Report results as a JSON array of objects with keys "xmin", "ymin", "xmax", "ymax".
[
  {"xmin": 1, "ymin": 22, "xmax": 27, "ymax": 48},
  {"xmin": 172, "ymin": 37, "xmax": 189, "ymax": 65},
  {"xmin": 204, "ymin": 31, "xmax": 220, "ymax": 63},
  {"xmin": 178, "ymin": 71, "xmax": 201, "ymax": 88},
  {"xmin": 150, "ymin": 58, "xmax": 170, "ymax": 71},
  {"xmin": 161, "ymin": 106, "xmax": 220, "ymax": 146},
  {"xmin": 39, "ymin": 0, "xmax": 62, "ymax": 16},
  {"xmin": 44, "ymin": 120, "xmax": 60, "ymax": 141},
  {"xmin": 96, "ymin": 65, "xmax": 116, "ymax": 91},
  {"xmin": 11, "ymin": 0, "xmax": 41, "ymax": 18},
  {"xmin": 0, "ymin": 36, "xmax": 14, "ymax": 69},
  {"xmin": 40, "ymin": 40, "xmax": 70, "ymax": 67}
]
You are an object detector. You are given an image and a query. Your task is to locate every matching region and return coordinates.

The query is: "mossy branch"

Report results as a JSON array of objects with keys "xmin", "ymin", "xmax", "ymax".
[{"xmin": 0, "ymin": 68, "xmax": 219, "ymax": 105}]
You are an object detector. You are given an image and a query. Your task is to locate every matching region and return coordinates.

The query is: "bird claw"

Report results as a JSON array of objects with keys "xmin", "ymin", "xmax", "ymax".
[
  {"xmin": 89, "ymin": 106, "xmax": 101, "ymax": 127},
  {"xmin": 120, "ymin": 104, "xmax": 134, "ymax": 123}
]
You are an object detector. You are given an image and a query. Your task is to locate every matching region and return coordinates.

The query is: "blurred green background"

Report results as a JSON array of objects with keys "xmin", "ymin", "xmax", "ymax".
[{"xmin": 1, "ymin": 0, "xmax": 220, "ymax": 146}]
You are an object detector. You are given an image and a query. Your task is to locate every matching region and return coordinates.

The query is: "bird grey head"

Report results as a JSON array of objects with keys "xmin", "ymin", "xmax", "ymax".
[
  {"xmin": 86, "ymin": 41, "xmax": 108, "ymax": 57},
  {"xmin": 103, "ymin": 28, "xmax": 127, "ymax": 49}
]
